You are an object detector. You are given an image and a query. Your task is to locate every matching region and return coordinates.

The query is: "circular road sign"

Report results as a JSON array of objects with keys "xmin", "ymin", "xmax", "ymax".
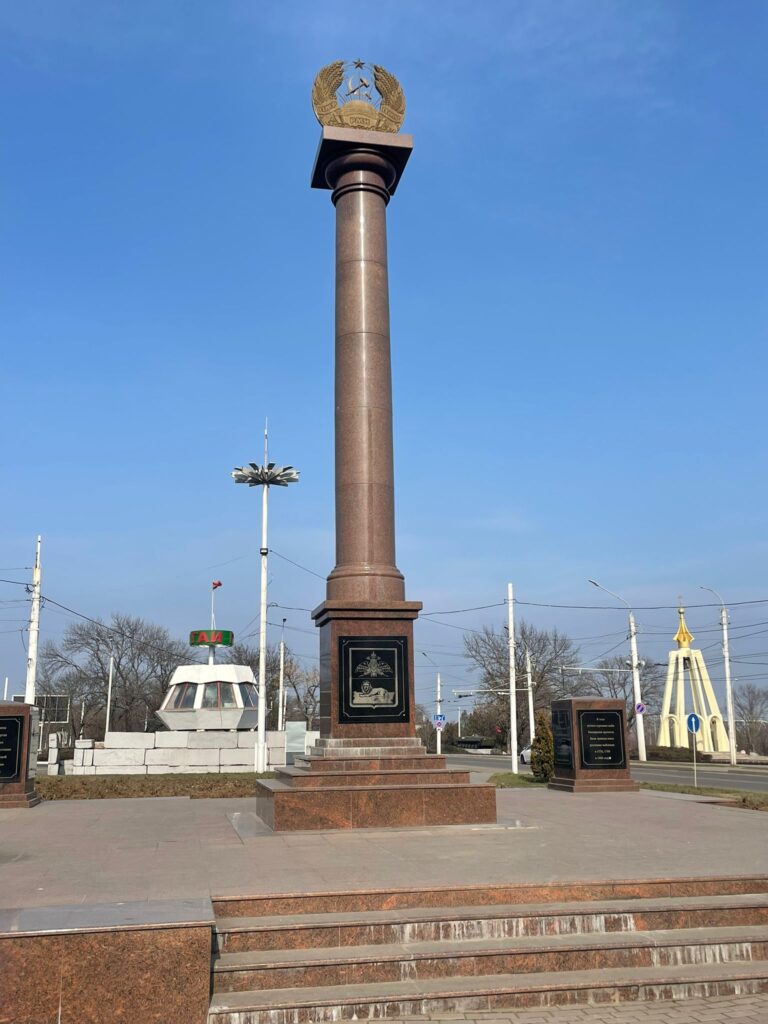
[
  {"xmin": 687, "ymin": 712, "xmax": 701, "ymax": 734},
  {"xmin": 635, "ymin": 702, "xmax": 646, "ymax": 715}
]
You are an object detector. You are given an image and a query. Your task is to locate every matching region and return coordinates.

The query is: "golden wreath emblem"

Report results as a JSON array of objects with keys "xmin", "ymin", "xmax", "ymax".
[{"xmin": 311, "ymin": 60, "xmax": 405, "ymax": 133}]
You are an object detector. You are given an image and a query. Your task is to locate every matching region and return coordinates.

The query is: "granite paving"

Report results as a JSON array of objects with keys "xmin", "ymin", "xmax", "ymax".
[{"xmin": 0, "ymin": 788, "xmax": 766, "ymax": 912}]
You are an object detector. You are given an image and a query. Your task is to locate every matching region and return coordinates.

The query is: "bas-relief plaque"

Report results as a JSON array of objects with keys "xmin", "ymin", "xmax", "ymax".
[
  {"xmin": 578, "ymin": 709, "xmax": 626, "ymax": 769},
  {"xmin": 338, "ymin": 636, "xmax": 410, "ymax": 724},
  {"xmin": 0, "ymin": 716, "xmax": 23, "ymax": 782},
  {"xmin": 552, "ymin": 708, "xmax": 573, "ymax": 768}
]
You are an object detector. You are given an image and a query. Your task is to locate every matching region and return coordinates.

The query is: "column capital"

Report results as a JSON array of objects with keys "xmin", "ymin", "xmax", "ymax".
[{"xmin": 311, "ymin": 126, "xmax": 413, "ymax": 197}]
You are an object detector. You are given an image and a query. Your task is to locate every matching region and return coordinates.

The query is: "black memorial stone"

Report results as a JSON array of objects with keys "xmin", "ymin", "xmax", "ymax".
[
  {"xmin": 338, "ymin": 636, "xmax": 410, "ymax": 724},
  {"xmin": 578, "ymin": 709, "xmax": 626, "ymax": 769},
  {"xmin": 552, "ymin": 708, "xmax": 573, "ymax": 768},
  {"xmin": 0, "ymin": 715, "xmax": 23, "ymax": 782}
]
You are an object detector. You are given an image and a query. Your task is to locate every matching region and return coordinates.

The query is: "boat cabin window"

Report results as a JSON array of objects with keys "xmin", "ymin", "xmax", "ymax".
[
  {"xmin": 220, "ymin": 683, "xmax": 237, "ymax": 708},
  {"xmin": 172, "ymin": 683, "xmax": 197, "ymax": 709},
  {"xmin": 202, "ymin": 683, "xmax": 219, "ymax": 709},
  {"xmin": 240, "ymin": 682, "xmax": 258, "ymax": 708}
]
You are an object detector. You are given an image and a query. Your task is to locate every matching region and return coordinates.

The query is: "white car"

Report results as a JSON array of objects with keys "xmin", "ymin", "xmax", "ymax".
[{"xmin": 519, "ymin": 745, "xmax": 532, "ymax": 764}]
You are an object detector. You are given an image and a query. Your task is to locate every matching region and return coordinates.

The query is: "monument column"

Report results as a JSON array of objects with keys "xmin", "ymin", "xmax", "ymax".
[
  {"xmin": 309, "ymin": 64, "xmax": 421, "ymax": 739},
  {"xmin": 250, "ymin": 63, "xmax": 497, "ymax": 829},
  {"xmin": 328, "ymin": 147, "xmax": 404, "ymax": 603}
]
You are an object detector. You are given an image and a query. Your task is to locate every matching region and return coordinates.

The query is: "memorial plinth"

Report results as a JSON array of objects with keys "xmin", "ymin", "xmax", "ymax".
[
  {"xmin": 0, "ymin": 701, "xmax": 40, "ymax": 809},
  {"xmin": 548, "ymin": 697, "xmax": 639, "ymax": 793}
]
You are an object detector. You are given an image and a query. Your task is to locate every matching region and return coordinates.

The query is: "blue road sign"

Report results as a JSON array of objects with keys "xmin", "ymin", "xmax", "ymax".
[
  {"xmin": 687, "ymin": 713, "xmax": 701, "ymax": 734},
  {"xmin": 635, "ymin": 702, "xmax": 646, "ymax": 715}
]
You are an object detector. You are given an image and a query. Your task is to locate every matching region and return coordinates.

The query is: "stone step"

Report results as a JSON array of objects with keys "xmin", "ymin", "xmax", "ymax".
[
  {"xmin": 214, "ymin": 893, "xmax": 768, "ymax": 952},
  {"xmin": 211, "ymin": 925, "xmax": 768, "ymax": 992},
  {"xmin": 254, "ymin": 779, "xmax": 497, "ymax": 831},
  {"xmin": 212, "ymin": 877, "xmax": 768, "ymax": 920},
  {"xmin": 307, "ymin": 745, "xmax": 428, "ymax": 758},
  {"xmin": 207, "ymin": 959, "xmax": 768, "ymax": 1022},
  {"xmin": 292, "ymin": 755, "xmax": 447, "ymax": 772},
  {"xmin": 274, "ymin": 767, "xmax": 471, "ymax": 789},
  {"xmin": 311, "ymin": 737, "xmax": 424, "ymax": 748}
]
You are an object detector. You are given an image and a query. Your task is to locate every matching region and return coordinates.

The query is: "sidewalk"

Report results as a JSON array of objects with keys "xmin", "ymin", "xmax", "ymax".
[{"xmin": 0, "ymin": 787, "xmax": 766, "ymax": 912}]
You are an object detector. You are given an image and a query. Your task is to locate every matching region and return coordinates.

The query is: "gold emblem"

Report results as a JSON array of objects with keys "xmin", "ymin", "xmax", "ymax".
[{"xmin": 311, "ymin": 60, "xmax": 405, "ymax": 133}]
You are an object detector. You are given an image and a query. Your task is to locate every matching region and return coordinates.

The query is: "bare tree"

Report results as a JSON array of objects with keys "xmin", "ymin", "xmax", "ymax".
[
  {"xmin": 287, "ymin": 666, "xmax": 320, "ymax": 728},
  {"xmin": 734, "ymin": 684, "xmax": 768, "ymax": 754},
  {"xmin": 39, "ymin": 614, "xmax": 190, "ymax": 735},
  {"xmin": 581, "ymin": 656, "xmax": 666, "ymax": 730},
  {"xmin": 464, "ymin": 620, "xmax": 585, "ymax": 743}
]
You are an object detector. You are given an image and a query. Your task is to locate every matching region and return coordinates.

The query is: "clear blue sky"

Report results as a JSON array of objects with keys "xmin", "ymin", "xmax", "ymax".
[{"xmin": 2, "ymin": 1, "xmax": 767, "ymax": 712}]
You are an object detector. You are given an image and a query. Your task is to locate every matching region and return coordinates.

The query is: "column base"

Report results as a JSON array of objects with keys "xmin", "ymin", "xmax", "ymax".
[{"xmin": 312, "ymin": 600, "xmax": 421, "ymax": 740}]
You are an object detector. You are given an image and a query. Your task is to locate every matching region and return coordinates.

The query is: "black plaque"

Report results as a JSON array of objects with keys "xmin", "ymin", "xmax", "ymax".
[
  {"xmin": 552, "ymin": 708, "xmax": 573, "ymax": 768},
  {"xmin": 0, "ymin": 716, "xmax": 23, "ymax": 782},
  {"xmin": 338, "ymin": 636, "xmax": 410, "ymax": 724},
  {"xmin": 578, "ymin": 710, "xmax": 626, "ymax": 769}
]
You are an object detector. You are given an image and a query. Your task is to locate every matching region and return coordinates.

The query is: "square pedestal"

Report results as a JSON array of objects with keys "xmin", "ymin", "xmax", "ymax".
[
  {"xmin": 0, "ymin": 702, "xmax": 41, "ymax": 808},
  {"xmin": 255, "ymin": 599, "xmax": 501, "ymax": 831},
  {"xmin": 548, "ymin": 698, "xmax": 639, "ymax": 794},
  {"xmin": 312, "ymin": 600, "xmax": 422, "ymax": 740}
]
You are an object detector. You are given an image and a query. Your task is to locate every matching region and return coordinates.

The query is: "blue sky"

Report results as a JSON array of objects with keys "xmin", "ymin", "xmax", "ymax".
[{"xmin": 2, "ymin": 1, "xmax": 767, "ymax": 713}]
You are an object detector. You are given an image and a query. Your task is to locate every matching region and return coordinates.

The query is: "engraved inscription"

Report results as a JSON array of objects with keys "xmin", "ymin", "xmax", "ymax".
[
  {"xmin": 579, "ymin": 710, "xmax": 626, "ymax": 769},
  {"xmin": 0, "ymin": 716, "xmax": 23, "ymax": 782},
  {"xmin": 339, "ymin": 637, "xmax": 409, "ymax": 723}
]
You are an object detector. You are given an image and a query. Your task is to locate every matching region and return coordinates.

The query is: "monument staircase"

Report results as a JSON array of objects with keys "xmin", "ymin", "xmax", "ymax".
[
  {"xmin": 254, "ymin": 737, "xmax": 497, "ymax": 831},
  {"xmin": 207, "ymin": 876, "xmax": 768, "ymax": 1022}
]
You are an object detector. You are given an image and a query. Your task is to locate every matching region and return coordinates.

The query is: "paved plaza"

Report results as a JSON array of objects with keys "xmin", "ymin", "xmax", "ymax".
[
  {"xmin": 1, "ymin": 788, "xmax": 766, "ymax": 913},
  {"xmin": 396, "ymin": 993, "xmax": 768, "ymax": 1022}
]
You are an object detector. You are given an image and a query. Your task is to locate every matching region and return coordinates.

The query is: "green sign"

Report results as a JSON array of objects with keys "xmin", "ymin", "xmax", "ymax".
[{"xmin": 189, "ymin": 629, "xmax": 234, "ymax": 647}]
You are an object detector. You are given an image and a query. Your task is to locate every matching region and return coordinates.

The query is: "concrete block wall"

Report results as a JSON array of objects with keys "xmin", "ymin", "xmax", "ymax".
[{"xmin": 72, "ymin": 730, "xmax": 287, "ymax": 775}]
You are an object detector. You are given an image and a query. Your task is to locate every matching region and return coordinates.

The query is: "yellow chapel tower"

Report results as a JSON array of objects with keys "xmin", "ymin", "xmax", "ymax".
[{"xmin": 657, "ymin": 608, "xmax": 730, "ymax": 752}]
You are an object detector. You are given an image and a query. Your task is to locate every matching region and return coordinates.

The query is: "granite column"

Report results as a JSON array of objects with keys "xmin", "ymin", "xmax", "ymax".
[{"xmin": 311, "ymin": 128, "xmax": 421, "ymax": 739}]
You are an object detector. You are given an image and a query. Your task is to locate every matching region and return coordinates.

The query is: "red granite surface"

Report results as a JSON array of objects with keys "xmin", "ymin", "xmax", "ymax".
[{"xmin": 0, "ymin": 924, "xmax": 211, "ymax": 1024}]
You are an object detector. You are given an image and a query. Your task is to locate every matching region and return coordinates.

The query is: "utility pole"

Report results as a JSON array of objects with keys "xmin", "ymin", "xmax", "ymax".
[
  {"xmin": 3, "ymin": 677, "xmax": 8, "ymax": 701},
  {"xmin": 24, "ymin": 535, "xmax": 42, "ymax": 705},
  {"xmin": 435, "ymin": 672, "xmax": 442, "ymax": 755},
  {"xmin": 277, "ymin": 618, "xmax": 286, "ymax": 731},
  {"xmin": 628, "ymin": 612, "xmax": 647, "ymax": 761},
  {"xmin": 588, "ymin": 580, "xmax": 646, "ymax": 762},
  {"xmin": 458, "ymin": 707, "xmax": 462, "ymax": 739},
  {"xmin": 525, "ymin": 645, "xmax": 535, "ymax": 745},
  {"xmin": 701, "ymin": 586, "xmax": 737, "ymax": 766},
  {"xmin": 105, "ymin": 654, "xmax": 115, "ymax": 737},
  {"xmin": 507, "ymin": 582, "xmax": 518, "ymax": 773}
]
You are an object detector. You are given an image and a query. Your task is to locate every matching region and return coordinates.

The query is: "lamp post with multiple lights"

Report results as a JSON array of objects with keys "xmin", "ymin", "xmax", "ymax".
[{"xmin": 232, "ymin": 430, "xmax": 299, "ymax": 773}]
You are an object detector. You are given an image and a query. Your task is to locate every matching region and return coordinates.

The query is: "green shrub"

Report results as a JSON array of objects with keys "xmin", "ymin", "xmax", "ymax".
[
  {"xmin": 530, "ymin": 711, "xmax": 554, "ymax": 782},
  {"xmin": 646, "ymin": 745, "xmax": 712, "ymax": 763}
]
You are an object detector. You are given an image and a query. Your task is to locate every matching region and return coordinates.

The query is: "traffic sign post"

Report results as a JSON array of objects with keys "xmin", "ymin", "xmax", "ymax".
[{"xmin": 687, "ymin": 713, "xmax": 701, "ymax": 788}]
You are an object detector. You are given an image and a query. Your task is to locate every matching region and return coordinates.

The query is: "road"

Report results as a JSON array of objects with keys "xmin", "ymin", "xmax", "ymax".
[{"xmin": 445, "ymin": 753, "xmax": 768, "ymax": 793}]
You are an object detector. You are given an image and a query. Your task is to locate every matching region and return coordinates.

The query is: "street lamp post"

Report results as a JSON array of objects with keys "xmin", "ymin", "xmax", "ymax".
[
  {"xmin": 700, "ymin": 586, "xmax": 737, "ymax": 766},
  {"xmin": 232, "ymin": 432, "xmax": 299, "ymax": 774},
  {"xmin": 588, "ymin": 579, "xmax": 647, "ymax": 762}
]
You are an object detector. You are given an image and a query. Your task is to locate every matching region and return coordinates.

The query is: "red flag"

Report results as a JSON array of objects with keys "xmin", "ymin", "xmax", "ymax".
[{"xmin": 212, "ymin": 580, "xmax": 223, "ymax": 590}]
